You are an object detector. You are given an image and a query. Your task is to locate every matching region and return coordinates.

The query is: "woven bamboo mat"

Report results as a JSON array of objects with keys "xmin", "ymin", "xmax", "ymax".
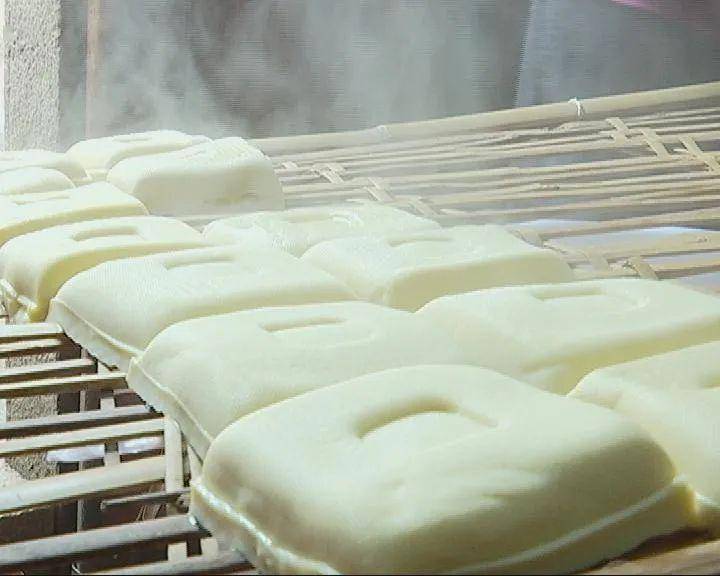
[{"xmin": 255, "ymin": 80, "xmax": 720, "ymax": 291}]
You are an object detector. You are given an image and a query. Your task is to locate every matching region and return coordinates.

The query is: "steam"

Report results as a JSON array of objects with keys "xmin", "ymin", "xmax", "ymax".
[{"xmin": 83, "ymin": 0, "xmax": 525, "ymax": 139}]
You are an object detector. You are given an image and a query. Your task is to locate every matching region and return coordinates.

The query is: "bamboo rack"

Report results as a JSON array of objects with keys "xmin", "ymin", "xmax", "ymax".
[{"xmin": 1, "ymin": 81, "xmax": 720, "ymax": 574}]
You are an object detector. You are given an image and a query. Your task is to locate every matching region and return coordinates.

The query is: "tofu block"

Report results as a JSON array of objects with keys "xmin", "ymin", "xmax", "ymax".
[
  {"xmin": 0, "ymin": 150, "xmax": 88, "ymax": 183},
  {"xmin": 572, "ymin": 341, "xmax": 720, "ymax": 529},
  {"xmin": 48, "ymin": 245, "xmax": 353, "ymax": 371},
  {"xmin": 302, "ymin": 225, "xmax": 574, "ymax": 310},
  {"xmin": 107, "ymin": 137, "xmax": 284, "ymax": 216},
  {"xmin": 0, "ymin": 183, "xmax": 148, "ymax": 247},
  {"xmin": 67, "ymin": 130, "xmax": 210, "ymax": 180},
  {"xmin": 127, "ymin": 302, "xmax": 466, "ymax": 455},
  {"xmin": 191, "ymin": 364, "xmax": 692, "ymax": 575},
  {"xmin": 0, "ymin": 216, "xmax": 206, "ymax": 322},
  {"xmin": 204, "ymin": 204, "xmax": 440, "ymax": 256},
  {"xmin": 0, "ymin": 167, "xmax": 74, "ymax": 196},
  {"xmin": 418, "ymin": 278, "xmax": 720, "ymax": 394}
]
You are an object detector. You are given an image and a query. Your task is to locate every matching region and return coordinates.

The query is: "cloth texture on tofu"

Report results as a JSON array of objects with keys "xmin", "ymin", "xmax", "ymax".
[
  {"xmin": 67, "ymin": 130, "xmax": 210, "ymax": 181},
  {"xmin": 191, "ymin": 364, "xmax": 692, "ymax": 575},
  {"xmin": 302, "ymin": 225, "xmax": 574, "ymax": 310},
  {"xmin": 418, "ymin": 278, "xmax": 720, "ymax": 394},
  {"xmin": 0, "ymin": 167, "xmax": 74, "ymax": 196},
  {"xmin": 127, "ymin": 302, "xmax": 467, "ymax": 456},
  {"xmin": 107, "ymin": 137, "xmax": 284, "ymax": 216},
  {"xmin": 572, "ymin": 340, "xmax": 720, "ymax": 530},
  {"xmin": 203, "ymin": 204, "xmax": 440, "ymax": 256},
  {"xmin": 48, "ymin": 245, "xmax": 353, "ymax": 372},
  {"xmin": 0, "ymin": 183, "xmax": 148, "ymax": 247},
  {"xmin": 0, "ymin": 216, "xmax": 206, "ymax": 323},
  {"xmin": 0, "ymin": 150, "xmax": 88, "ymax": 183}
]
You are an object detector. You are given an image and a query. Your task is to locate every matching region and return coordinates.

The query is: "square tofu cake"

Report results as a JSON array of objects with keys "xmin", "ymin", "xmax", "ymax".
[
  {"xmin": 418, "ymin": 278, "xmax": 720, "ymax": 394},
  {"xmin": 107, "ymin": 137, "xmax": 284, "ymax": 216},
  {"xmin": 0, "ymin": 167, "xmax": 74, "ymax": 196},
  {"xmin": 302, "ymin": 225, "xmax": 574, "ymax": 310},
  {"xmin": 203, "ymin": 204, "xmax": 440, "ymax": 256},
  {"xmin": 191, "ymin": 364, "xmax": 692, "ymax": 575},
  {"xmin": 0, "ymin": 216, "xmax": 206, "ymax": 322},
  {"xmin": 0, "ymin": 183, "xmax": 147, "ymax": 246},
  {"xmin": 127, "ymin": 302, "xmax": 467, "ymax": 455},
  {"xmin": 48, "ymin": 245, "xmax": 353, "ymax": 371},
  {"xmin": 0, "ymin": 150, "xmax": 88, "ymax": 183},
  {"xmin": 572, "ymin": 340, "xmax": 720, "ymax": 528},
  {"xmin": 67, "ymin": 130, "xmax": 210, "ymax": 181}
]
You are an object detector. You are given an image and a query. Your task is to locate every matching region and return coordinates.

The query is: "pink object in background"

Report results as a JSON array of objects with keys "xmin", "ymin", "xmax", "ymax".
[
  {"xmin": 612, "ymin": 0, "xmax": 658, "ymax": 11},
  {"xmin": 611, "ymin": 0, "xmax": 719, "ymax": 28}
]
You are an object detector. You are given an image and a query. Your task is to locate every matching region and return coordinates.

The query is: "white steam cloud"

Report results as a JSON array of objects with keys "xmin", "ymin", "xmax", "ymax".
[{"xmin": 78, "ymin": 0, "xmax": 526, "ymax": 139}]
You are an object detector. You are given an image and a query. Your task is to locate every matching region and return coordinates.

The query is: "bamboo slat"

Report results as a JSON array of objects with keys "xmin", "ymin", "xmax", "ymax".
[
  {"xmin": 0, "ymin": 337, "xmax": 78, "ymax": 360},
  {"xmin": 100, "ymin": 488, "xmax": 189, "ymax": 512},
  {"xmin": 0, "ymin": 456, "xmax": 165, "ymax": 514},
  {"xmin": 92, "ymin": 551, "xmax": 251, "ymax": 576},
  {"xmin": 164, "ymin": 417, "xmax": 189, "ymax": 561},
  {"xmin": 0, "ymin": 322, "xmax": 65, "ymax": 344},
  {"xmin": 0, "ymin": 358, "xmax": 96, "ymax": 385},
  {"xmin": 253, "ymin": 81, "xmax": 720, "ymax": 154},
  {"xmin": 0, "ymin": 418, "xmax": 164, "ymax": 458},
  {"xmin": 0, "ymin": 515, "xmax": 206, "ymax": 572},
  {"xmin": 586, "ymin": 538, "xmax": 720, "ymax": 575},
  {"xmin": 0, "ymin": 404, "xmax": 157, "ymax": 440},
  {"xmin": 0, "ymin": 372, "xmax": 127, "ymax": 399}
]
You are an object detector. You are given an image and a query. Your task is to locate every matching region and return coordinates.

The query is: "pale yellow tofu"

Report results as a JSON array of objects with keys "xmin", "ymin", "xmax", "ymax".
[
  {"xmin": 0, "ymin": 167, "xmax": 74, "ymax": 196},
  {"xmin": 302, "ymin": 225, "xmax": 574, "ymax": 310},
  {"xmin": 48, "ymin": 245, "xmax": 353, "ymax": 371},
  {"xmin": 191, "ymin": 365, "xmax": 692, "ymax": 575},
  {"xmin": 127, "ymin": 301, "xmax": 466, "ymax": 455},
  {"xmin": 572, "ymin": 340, "xmax": 720, "ymax": 529},
  {"xmin": 418, "ymin": 279, "xmax": 720, "ymax": 393},
  {"xmin": 0, "ymin": 183, "xmax": 147, "ymax": 246},
  {"xmin": 204, "ymin": 204, "xmax": 440, "ymax": 256},
  {"xmin": 0, "ymin": 150, "xmax": 88, "ymax": 182},
  {"xmin": 0, "ymin": 216, "xmax": 206, "ymax": 322},
  {"xmin": 107, "ymin": 137, "xmax": 284, "ymax": 216},
  {"xmin": 67, "ymin": 130, "xmax": 209, "ymax": 180}
]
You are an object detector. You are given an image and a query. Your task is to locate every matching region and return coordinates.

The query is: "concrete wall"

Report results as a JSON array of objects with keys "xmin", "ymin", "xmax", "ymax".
[
  {"xmin": 0, "ymin": 0, "xmax": 86, "ymax": 151},
  {"xmin": 3, "ymin": 0, "xmax": 61, "ymax": 150}
]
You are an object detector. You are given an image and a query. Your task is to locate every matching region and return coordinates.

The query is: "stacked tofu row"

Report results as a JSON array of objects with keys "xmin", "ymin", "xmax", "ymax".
[
  {"xmin": 0, "ymin": 130, "xmax": 283, "ymax": 221},
  {"xmin": 0, "ymin": 132, "xmax": 719, "ymax": 574},
  {"xmin": 0, "ymin": 131, "xmax": 284, "ymax": 322}
]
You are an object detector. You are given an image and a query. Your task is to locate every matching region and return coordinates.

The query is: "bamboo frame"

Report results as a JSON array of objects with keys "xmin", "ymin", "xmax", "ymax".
[
  {"xmin": 0, "ymin": 324, "xmax": 714, "ymax": 575},
  {"xmin": 1, "ymin": 81, "xmax": 720, "ymax": 574}
]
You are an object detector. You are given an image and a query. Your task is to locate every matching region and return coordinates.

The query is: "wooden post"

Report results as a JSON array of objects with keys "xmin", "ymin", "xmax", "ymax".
[{"xmin": 86, "ymin": 0, "xmax": 104, "ymax": 139}]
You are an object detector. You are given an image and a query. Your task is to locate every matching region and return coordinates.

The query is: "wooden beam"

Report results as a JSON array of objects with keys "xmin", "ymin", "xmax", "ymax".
[
  {"xmin": 0, "ymin": 358, "xmax": 96, "ymax": 385},
  {"xmin": 0, "ymin": 322, "xmax": 64, "ymax": 344},
  {"xmin": 0, "ymin": 337, "xmax": 78, "ymax": 360},
  {"xmin": 0, "ymin": 418, "xmax": 164, "ymax": 458},
  {"xmin": 0, "ymin": 404, "xmax": 157, "ymax": 439},
  {"xmin": 92, "ymin": 551, "xmax": 252, "ymax": 575},
  {"xmin": 0, "ymin": 455, "xmax": 164, "ymax": 514},
  {"xmin": 0, "ymin": 372, "xmax": 127, "ymax": 399},
  {"xmin": 0, "ymin": 514, "xmax": 207, "ymax": 571},
  {"xmin": 586, "ymin": 538, "xmax": 720, "ymax": 575},
  {"xmin": 164, "ymin": 418, "xmax": 188, "ymax": 561},
  {"xmin": 100, "ymin": 487, "xmax": 189, "ymax": 512},
  {"xmin": 86, "ymin": 0, "xmax": 104, "ymax": 138}
]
